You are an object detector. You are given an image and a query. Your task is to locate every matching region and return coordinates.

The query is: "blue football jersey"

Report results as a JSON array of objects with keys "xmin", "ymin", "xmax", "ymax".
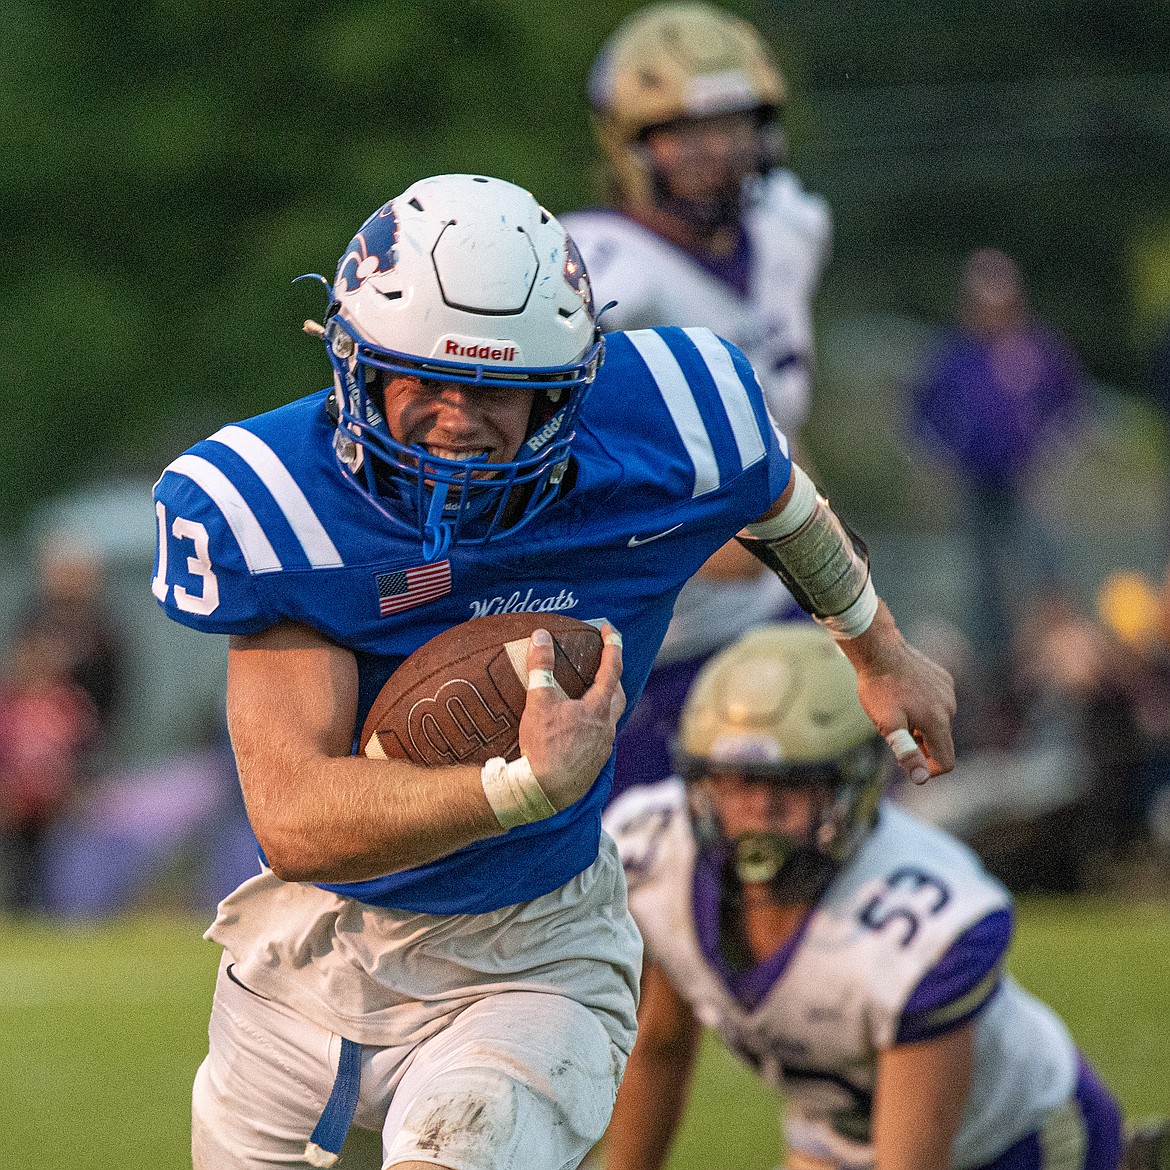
[{"xmin": 152, "ymin": 327, "xmax": 792, "ymax": 913}]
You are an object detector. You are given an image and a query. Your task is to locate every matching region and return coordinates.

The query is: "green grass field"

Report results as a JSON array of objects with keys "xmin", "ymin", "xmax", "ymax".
[{"xmin": 1, "ymin": 898, "xmax": 1166, "ymax": 1169}]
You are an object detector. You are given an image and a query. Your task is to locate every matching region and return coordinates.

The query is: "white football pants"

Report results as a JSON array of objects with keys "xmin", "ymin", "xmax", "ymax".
[{"xmin": 192, "ymin": 957, "xmax": 624, "ymax": 1170}]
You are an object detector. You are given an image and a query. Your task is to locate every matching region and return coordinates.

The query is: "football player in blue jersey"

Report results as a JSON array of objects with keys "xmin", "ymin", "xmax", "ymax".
[
  {"xmin": 151, "ymin": 173, "xmax": 956, "ymax": 1170},
  {"xmin": 603, "ymin": 622, "xmax": 1125, "ymax": 1170}
]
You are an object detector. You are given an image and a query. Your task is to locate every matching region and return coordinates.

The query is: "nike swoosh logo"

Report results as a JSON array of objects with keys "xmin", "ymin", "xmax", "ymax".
[{"xmin": 627, "ymin": 524, "xmax": 683, "ymax": 548}]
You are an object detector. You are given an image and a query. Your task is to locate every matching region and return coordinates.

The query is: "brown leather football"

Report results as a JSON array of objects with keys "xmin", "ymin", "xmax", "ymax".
[{"xmin": 359, "ymin": 613, "xmax": 603, "ymax": 766}]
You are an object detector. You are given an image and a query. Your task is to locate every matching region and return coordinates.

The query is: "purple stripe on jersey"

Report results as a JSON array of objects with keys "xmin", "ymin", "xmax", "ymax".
[
  {"xmin": 691, "ymin": 846, "xmax": 815, "ymax": 1010},
  {"xmin": 896, "ymin": 907, "xmax": 1013, "ymax": 1043},
  {"xmin": 682, "ymin": 226, "xmax": 753, "ymax": 298},
  {"xmin": 970, "ymin": 1054, "xmax": 1122, "ymax": 1170}
]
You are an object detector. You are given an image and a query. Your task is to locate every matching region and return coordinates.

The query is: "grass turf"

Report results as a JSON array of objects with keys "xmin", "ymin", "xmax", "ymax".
[{"xmin": 0, "ymin": 898, "xmax": 1165, "ymax": 1169}]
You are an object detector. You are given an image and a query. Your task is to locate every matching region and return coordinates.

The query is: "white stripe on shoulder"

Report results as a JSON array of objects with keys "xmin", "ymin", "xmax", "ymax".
[
  {"xmin": 209, "ymin": 426, "xmax": 343, "ymax": 568},
  {"xmin": 164, "ymin": 454, "xmax": 281, "ymax": 574},
  {"xmin": 626, "ymin": 329, "xmax": 720, "ymax": 497},
  {"xmin": 682, "ymin": 329, "xmax": 766, "ymax": 469}
]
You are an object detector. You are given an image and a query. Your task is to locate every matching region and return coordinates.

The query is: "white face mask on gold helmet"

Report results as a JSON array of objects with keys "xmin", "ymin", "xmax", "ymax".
[
  {"xmin": 676, "ymin": 622, "xmax": 887, "ymax": 903},
  {"xmin": 588, "ymin": 2, "xmax": 787, "ymax": 218}
]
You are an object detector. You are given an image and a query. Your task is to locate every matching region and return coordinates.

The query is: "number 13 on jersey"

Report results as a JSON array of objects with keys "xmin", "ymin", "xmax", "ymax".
[{"xmin": 152, "ymin": 502, "xmax": 220, "ymax": 615}]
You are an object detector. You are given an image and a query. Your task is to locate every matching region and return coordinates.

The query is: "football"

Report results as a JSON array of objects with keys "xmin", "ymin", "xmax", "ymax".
[{"xmin": 359, "ymin": 612, "xmax": 604, "ymax": 766}]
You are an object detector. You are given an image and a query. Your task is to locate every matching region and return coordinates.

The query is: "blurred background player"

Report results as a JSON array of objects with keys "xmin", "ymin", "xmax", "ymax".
[
  {"xmin": 0, "ymin": 607, "xmax": 99, "ymax": 911},
  {"xmin": 602, "ymin": 622, "xmax": 1128, "ymax": 1170},
  {"xmin": 563, "ymin": 2, "xmax": 831, "ymax": 799},
  {"xmin": 909, "ymin": 247, "xmax": 1086, "ymax": 682}
]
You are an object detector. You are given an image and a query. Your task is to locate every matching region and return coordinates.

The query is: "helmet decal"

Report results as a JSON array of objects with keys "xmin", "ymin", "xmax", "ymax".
[
  {"xmin": 563, "ymin": 235, "xmax": 595, "ymax": 315},
  {"xmin": 335, "ymin": 203, "xmax": 399, "ymax": 295}
]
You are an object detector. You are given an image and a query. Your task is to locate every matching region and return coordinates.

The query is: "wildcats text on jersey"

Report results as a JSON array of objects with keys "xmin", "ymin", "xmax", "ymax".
[{"xmin": 468, "ymin": 588, "xmax": 581, "ymax": 618}]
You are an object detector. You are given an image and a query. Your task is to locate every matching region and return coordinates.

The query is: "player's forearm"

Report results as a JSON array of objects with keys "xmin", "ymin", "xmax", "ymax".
[
  {"xmin": 834, "ymin": 596, "xmax": 901, "ymax": 674},
  {"xmin": 227, "ymin": 623, "xmax": 504, "ymax": 882},
  {"xmin": 740, "ymin": 463, "xmax": 877, "ymax": 640},
  {"xmin": 744, "ymin": 466, "xmax": 956, "ymax": 780},
  {"xmin": 238, "ymin": 745, "xmax": 502, "ymax": 883},
  {"xmin": 872, "ymin": 1026, "xmax": 973, "ymax": 1170}
]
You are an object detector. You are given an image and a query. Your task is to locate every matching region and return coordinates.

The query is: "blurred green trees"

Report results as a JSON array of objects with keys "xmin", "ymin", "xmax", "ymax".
[{"xmin": 3, "ymin": 0, "xmax": 1169, "ymax": 534}]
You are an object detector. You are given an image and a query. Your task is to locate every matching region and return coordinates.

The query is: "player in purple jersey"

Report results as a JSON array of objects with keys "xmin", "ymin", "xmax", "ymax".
[
  {"xmin": 151, "ymin": 174, "xmax": 955, "ymax": 1170},
  {"xmin": 603, "ymin": 623, "xmax": 1125, "ymax": 1170}
]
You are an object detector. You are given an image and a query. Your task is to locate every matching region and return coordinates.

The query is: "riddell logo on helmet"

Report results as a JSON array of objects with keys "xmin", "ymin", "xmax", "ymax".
[{"xmin": 437, "ymin": 335, "xmax": 523, "ymax": 363}]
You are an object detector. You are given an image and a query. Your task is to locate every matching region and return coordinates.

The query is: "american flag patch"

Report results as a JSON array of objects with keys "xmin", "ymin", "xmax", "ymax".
[{"xmin": 375, "ymin": 561, "xmax": 452, "ymax": 616}]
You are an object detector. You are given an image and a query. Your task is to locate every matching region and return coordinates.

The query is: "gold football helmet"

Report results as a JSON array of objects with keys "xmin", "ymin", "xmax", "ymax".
[
  {"xmin": 677, "ymin": 622, "xmax": 886, "ymax": 902},
  {"xmin": 588, "ymin": 2, "xmax": 787, "ymax": 208}
]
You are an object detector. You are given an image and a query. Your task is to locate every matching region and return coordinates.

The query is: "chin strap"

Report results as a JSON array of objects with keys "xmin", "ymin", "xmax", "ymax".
[{"xmin": 422, "ymin": 483, "xmax": 453, "ymax": 562}]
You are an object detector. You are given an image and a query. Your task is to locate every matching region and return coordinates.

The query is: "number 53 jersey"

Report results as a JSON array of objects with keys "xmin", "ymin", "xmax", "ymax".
[{"xmin": 603, "ymin": 782, "xmax": 1080, "ymax": 1170}]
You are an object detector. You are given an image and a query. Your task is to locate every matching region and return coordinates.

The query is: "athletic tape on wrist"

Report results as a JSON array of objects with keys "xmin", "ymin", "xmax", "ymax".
[
  {"xmin": 481, "ymin": 756, "xmax": 557, "ymax": 830},
  {"xmin": 819, "ymin": 578, "xmax": 878, "ymax": 640},
  {"xmin": 746, "ymin": 466, "xmax": 877, "ymax": 639}
]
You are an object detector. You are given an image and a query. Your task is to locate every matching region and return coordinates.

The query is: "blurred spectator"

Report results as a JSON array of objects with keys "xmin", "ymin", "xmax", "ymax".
[
  {"xmin": 910, "ymin": 248, "xmax": 1085, "ymax": 676},
  {"xmin": 16, "ymin": 536, "xmax": 126, "ymax": 740},
  {"xmin": 0, "ymin": 612, "xmax": 99, "ymax": 911},
  {"xmin": 43, "ymin": 729, "xmax": 260, "ymax": 919},
  {"xmin": 1146, "ymin": 320, "xmax": 1170, "ymax": 492},
  {"xmin": 563, "ymin": 2, "xmax": 825, "ymax": 798},
  {"xmin": 901, "ymin": 578, "xmax": 1170, "ymax": 894},
  {"xmin": 1096, "ymin": 569, "xmax": 1170, "ymax": 860},
  {"xmin": 1011, "ymin": 587, "xmax": 1138, "ymax": 848}
]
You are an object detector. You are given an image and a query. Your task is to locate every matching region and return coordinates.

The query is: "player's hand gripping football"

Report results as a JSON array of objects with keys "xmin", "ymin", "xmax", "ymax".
[
  {"xmin": 519, "ymin": 623, "xmax": 626, "ymax": 810},
  {"xmin": 840, "ymin": 602, "xmax": 957, "ymax": 785}
]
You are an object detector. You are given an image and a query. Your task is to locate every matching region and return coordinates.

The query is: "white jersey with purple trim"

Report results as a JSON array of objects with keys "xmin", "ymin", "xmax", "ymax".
[
  {"xmin": 562, "ymin": 169, "xmax": 831, "ymax": 438},
  {"xmin": 603, "ymin": 782, "xmax": 1080, "ymax": 1169}
]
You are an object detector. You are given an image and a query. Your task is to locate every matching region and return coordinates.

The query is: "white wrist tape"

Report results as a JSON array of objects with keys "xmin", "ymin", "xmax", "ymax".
[
  {"xmin": 746, "ymin": 465, "xmax": 878, "ymax": 640},
  {"xmin": 820, "ymin": 579, "xmax": 878, "ymax": 640},
  {"xmin": 481, "ymin": 756, "xmax": 557, "ymax": 830}
]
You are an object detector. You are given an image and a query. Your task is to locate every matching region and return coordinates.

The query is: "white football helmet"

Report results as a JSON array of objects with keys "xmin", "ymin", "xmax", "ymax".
[
  {"xmin": 318, "ymin": 174, "xmax": 604, "ymax": 559},
  {"xmin": 677, "ymin": 623, "xmax": 886, "ymax": 902}
]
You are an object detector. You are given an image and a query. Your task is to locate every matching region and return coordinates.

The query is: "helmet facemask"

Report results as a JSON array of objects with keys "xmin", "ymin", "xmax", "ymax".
[
  {"xmin": 314, "ymin": 175, "xmax": 604, "ymax": 561},
  {"xmin": 675, "ymin": 623, "xmax": 891, "ymax": 920},
  {"xmin": 636, "ymin": 106, "xmax": 783, "ymax": 232},
  {"xmin": 684, "ymin": 738, "xmax": 887, "ymax": 906}
]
